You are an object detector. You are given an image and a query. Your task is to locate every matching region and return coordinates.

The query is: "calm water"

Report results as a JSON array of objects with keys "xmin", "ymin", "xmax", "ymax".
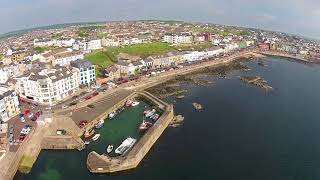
[{"xmin": 16, "ymin": 56, "xmax": 320, "ymax": 180}]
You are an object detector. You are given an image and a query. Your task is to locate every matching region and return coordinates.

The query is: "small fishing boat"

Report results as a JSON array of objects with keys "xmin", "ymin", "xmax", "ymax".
[
  {"xmin": 84, "ymin": 141, "xmax": 90, "ymax": 145},
  {"xmin": 92, "ymin": 134, "xmax": 100, "ymax": 141},
  {"xmin": 109, "ymin": 112, "xmax": 116, "ymax": 119},
  {"xmin": 151, "ymin": 114, "xmax": 159, "ymax": 120},
  {"xmin": 126, "ymin": 100, "xmax": 133, "ymax": 107},
  {"xmin": 145, "ymin": 109, "xmax": 156, "ymax": 118},
  {"xmin": 131, "ymin": 101, "xmax": 140, "ymax": 107},
  {"xmin": 139, "ymin": 120, "xmax": 153, "ymax": 132},
  {"xmin": 107, "ymin": 144, "xmax": 114, "ymax": 153},
  {"xmin": 84, "ymin": 129, "xmax": 95, "ymax": 138},
  {"xmin": 95, "ymin": 119, "xmax": 104, "ymax": 129}
]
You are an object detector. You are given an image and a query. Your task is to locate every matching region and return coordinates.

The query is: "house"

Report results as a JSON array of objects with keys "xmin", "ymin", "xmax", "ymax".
[
  {"xmin": 33, "ymin": 38, "xmax": 55, "ymax": 47},
  {"xmin": 70, "ymin": 59, "xmax": 96, "ymax": 86},
  {"xmin": 85, "ymin": 39, "xmax": 102, "ymax": 50},
  {"xmin": 54, "ymin": 38, "xmax": 75, "ymax": 47},
  {"xmin": 115, "ymin": 59, "xmax": 138, "ymax": 76},
  {"xmin": 259, "ymin": 43, "xmax": 270, "ymax": 51},
  {"xmin": 101, "ymin": 37, "xmax": 120, "ymax": 47},
  {"xmin": 15, "ymin": 66, "xmax": 79, "ymax": 105},
  {"xmin": 0, "ymin": 67, "xmax": 10, "ymax": 84},
  {"xmin": 143, "ymin": 58, "xmax": 154, "ymax": 68},
  {"xmin": 103, "ymin": 66, "xmax": 120, "ymax": 81},
  {"xmin": 163, "ymin": 33, "xmax": 193, "ymax": 44},
  {"xmin": 0, "ymin": 88, "xmax": 20, "ymax": 122},
  {"xmin": 52, "ymin": 51, "xmax": 84, "ymax": 66}
]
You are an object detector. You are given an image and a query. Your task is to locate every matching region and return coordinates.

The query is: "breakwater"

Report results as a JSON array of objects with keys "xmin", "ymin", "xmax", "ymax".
[{"xmin": 86, "ymin": 91, "xmax": 174, "ymax": 173}]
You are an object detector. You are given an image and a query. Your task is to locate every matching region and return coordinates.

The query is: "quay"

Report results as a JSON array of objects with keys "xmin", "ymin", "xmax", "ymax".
[{"xmin": 86, "ymin": 91, "xmax": 174, "ymax": 173}]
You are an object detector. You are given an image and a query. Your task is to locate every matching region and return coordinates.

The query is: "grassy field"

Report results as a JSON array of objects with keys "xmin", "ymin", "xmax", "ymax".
[{"xmin": 85, "ymin": 42, "xmax": 176, "ymax": 77}]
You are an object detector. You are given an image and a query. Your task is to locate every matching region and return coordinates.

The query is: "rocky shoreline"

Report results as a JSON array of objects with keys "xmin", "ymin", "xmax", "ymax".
[{"xmin": 239, "ymin": 76, "xmax": 273, "ymax": 91}]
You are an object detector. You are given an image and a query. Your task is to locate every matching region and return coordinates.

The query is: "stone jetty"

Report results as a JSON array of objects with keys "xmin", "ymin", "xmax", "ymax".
[{"xmin": 239, "ymin": 76, "xmax": 273, "ymax": 91}]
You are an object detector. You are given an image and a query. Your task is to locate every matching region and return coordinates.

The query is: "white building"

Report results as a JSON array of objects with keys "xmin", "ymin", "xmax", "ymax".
[
  {"xmin": 0, "ymin": 68, "xmax": 10, "ymax": 84},
  {"xmin": 33, "ymin": 39, "xmax": 55, "ymax": 47},
  {"xmin": 70, "ymin": 59, "xmax": 96, "ymax": 86},
  {"xmin": 15, "ymin": 66, "xmax": 79, "ymax": 105},
  {"xmin": 54, "ymin": 38, "xmax": 75, "ymax": 47},
  {"xmin": 163, "ymin": 33, "xmax": 193, "ymax": 44},
  {"xmin": 101, "ymin": 37, "xmax": 120, "ymax": 47},
  {"xmin": 115, "ymin": 60, "xmax": 143, "ymax": 76},
  {"xmin": 0, "ymin": 88, "xmax": 20, "ymax": 122},
  {"xmin": 85, "ymin": 39, "xmax": 102, "ymax": 50},
  {"xmin": 52, "ymin": 51, "xmax": 84, "ymax": 66}
]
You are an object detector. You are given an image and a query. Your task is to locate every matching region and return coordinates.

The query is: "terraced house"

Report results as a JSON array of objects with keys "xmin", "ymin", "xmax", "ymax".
[
  {"xmin": 0, "ymin": 88, "xmax": 20, "ymax": 122},
  {"xmin": 70, "ymin": 59, "xmax": 96, "ymax": 87},
  {"xmin": 15, "ymin": 66, "xmax": 79, "ymax": 105}
]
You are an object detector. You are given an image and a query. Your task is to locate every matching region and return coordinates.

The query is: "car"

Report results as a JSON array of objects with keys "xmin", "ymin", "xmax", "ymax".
[
  {"xmin": 20, "ymin": 116, "xmax": 25, "ymax": 122},
  {"xmin": 56, "ymin": 129, "xmax": 66, "ymax": 135},
  {"xmin": 31, "ymin": 116, "xmax": 37, "ymax": 121},
  {"xmin": 85, "ymin": 96, "xmax": 92, "ymax": 100},
  {"xmin": 87, "ymin": 104, "xmax": 94, "ymax": 108},
  {"xmin": 62, "ymin": 105, "xmax": 68, "ymax": 109},
  {"xmin": 35, "ymin": 111, "xmax": 42, "ymax": 117},
  {"xmin": 9, "ymin": 134, "xmax": 14, "ymax": 145},
  {"xmin": 72, "ymin": 95, "xmax": 79, "ymax": 99},
  {"xmin": 69, "ymin": 102, "xmax": 77, "ymax": 106},
  {"xmin": 79, "ymin": 120, "xmax": 88, "ymax": 128},
  {"xmin": 9, "ymin": 127, "xmax": 14, "ymax": 134},
  {"xmin": 92, "ymin": 92, "xmax": 99, "ymax": 96},
  {"xmin": 27, "ymin": 112, "xmax": 34, "ymax": 118},
  {"xmin": 19, "ymin": 134, "xmax": 26, "ymax": 142}
]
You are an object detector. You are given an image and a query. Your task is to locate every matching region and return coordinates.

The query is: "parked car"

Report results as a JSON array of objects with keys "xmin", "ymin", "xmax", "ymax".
[
  {"xmin": 56, "ymin": 129, "xmax": 66, "ymax": 135},
  {"xmin": 27, "ymin": 112, "xmax": 34, "ymax": 118},
  {"xmin": 79, "ymin": 120, "xmax": 88, "ymax": 128},
  {"xmin": 19, "ymin": 134, "xmax": 26, "ymax": 142},
  {"xmin": 62, "ymin": 105, "xmax": 68, "ymax": 109},
  {"xmin": 9, "ymin": 134, "xmax": 14, "ymax": 145},
  {"xmin": 20, "ymin": 116, "xmax": 25, "ymax": 122},
  {"xmin": 31, "ymin": 116, "xmax": 37, "ymax": 121},
  {"xmin": 9, "ymin": 127, "xmax": 14, "ymax": 134}
]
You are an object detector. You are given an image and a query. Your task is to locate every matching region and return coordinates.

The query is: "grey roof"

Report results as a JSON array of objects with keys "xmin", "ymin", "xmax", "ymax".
[
  {"xmin": 116, "ymin": 60, "xmax": 131, "ymax": 66},
  {"xmin": 0, "ymin": 90, "xmax": 15, "ymax": 100},
  {"xmin": 70, "ymin": 59, "xmax": 94, "ymax": 69}
]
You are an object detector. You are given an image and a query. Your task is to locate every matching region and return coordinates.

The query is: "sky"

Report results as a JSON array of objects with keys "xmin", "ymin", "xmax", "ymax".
[{"xmin": 1, "ymin": 0, "xmax": 320, "ymax": 38}]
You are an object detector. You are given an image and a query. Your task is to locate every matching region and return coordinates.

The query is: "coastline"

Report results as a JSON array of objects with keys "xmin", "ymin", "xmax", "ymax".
[{"xmin": 4, "ymin": 50, "xmax": 312, "ymax": 180}]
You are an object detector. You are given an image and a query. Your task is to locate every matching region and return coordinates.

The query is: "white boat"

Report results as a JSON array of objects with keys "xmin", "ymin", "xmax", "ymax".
[
  {"xmin": 95, "ymin": 120, "xmax": 104, "ymax": 129},
  {"xmin": 92, "ymin": 134, "xmax": 100, "ymax": 141},
  {"xmin": 107, "ymin": 144, "xmax": 113, "ymax": 153},
  {"xmin": 131, "ymin": 101, "xmax": 140, "ymax": 107},
  {"xmin": 109, "ymin": 112, "xmax": 116, "ymax": 119},
  {"xmin": 145, "ymin": 109, "xmax": 156, "ymax": 117},
  {"xmin": 115, "ymin": 137, "xmax": 137, "ymax": 155},
  {"xmin": 84, "ymin": 141, "xmax": 90, "ymax": 145},
  {"xmin": 126, "ymin": 100, "xmax": 133, "ymax": 107}
]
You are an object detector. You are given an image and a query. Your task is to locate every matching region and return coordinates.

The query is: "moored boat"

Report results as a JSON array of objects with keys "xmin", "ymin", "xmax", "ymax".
[
  {"xmin": 145, "ymin": 109, "xmax": 156, "ymax": 117},
  {"xmin": 139, "ymin": 120, "xmax": 153, "ymax": 132},
  {"xmin": 95, "ymin": 119, "xmax": 104, "ymax": 129},
  {"xmin": 84, "ymin": 141, "xmax": 90, "ymax": 145},
  {"xmin": 92, "ymin": 134, "xmax": 100, "ymax": 141},
  {"xmin": 84, "ymin": 129, "xmax": 95, "ymax": 138},
  {"xmin": 115, "ymin": 137, "xmax": 137, "ymax": 155},
  {"xmin": 106, "ymin": 144, "xmax": 113, "ymax": 153},
  {"xmin": 126, "ymin": 100, "xmax": 133, "ymax": 107},
  {"xmin": 131, "ymin": 101, "xmax": 140, "ymax": 107},
  {"xmin": 109, "ymin": 112, "xmax": 116, "ymax": 119}
]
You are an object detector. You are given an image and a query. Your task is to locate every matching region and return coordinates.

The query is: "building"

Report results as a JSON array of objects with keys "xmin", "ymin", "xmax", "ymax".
[
  {"xmin": 115, "ymin": 59, "xmax": 140, "ymax": 76},
  {"xmin": 15, "ymin": 66, "xmax": 79, "ymax": 105},
  {"xmin": 163, "ymin": 33, "xmax": 193, "ymax": 44},
  {"xmin": 0, "ymin": 67, "xmax": 10, "ymax": 84},
  {"xmin": 85, "ymin": 39, "xmax": 102, "ymax": 50},
  {"xmin": 0, "ymin": 88, "xmax": 20, "ymax": 122},
  {"xmin": 70, "ymin": 59, "xmax": 96, "ymax": 86},
  {"xmin": 103, "ymin": 66, "xmax": 120, "ymax": 81},
  {"xmin": 54, "ymin": 38, "xmax": 75, "ymax": 47},
  {"xmin": 52, "ymin": 51, "xmax": 84, "ymax": 66},
  {"xmin": 33, "ymin": 39, "xmax": 55, "ymax": 47}
]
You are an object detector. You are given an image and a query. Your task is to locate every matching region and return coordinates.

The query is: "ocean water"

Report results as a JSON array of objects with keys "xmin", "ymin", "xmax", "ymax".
[{"xmin": 16, "ymin": 56, "xmax": 320, "ymax": 180}]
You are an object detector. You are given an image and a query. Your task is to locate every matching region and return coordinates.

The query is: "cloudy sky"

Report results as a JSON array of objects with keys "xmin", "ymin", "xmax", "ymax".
[{"xmin": 1, "ymin": 0, "xmax": 320, "ymax": 38}]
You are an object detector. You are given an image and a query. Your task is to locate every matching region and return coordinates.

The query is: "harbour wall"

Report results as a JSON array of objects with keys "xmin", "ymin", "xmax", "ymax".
[
  {"xmin": 41, "ymin": 135, "xmax": 85, "ymax": 150},
  {"xmin": 86, "ymin": 91, "xmax": 174, "ymax": 173}
]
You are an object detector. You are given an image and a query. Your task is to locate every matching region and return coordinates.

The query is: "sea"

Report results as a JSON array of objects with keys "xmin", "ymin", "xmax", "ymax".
[{"xmin": 15, "ymin": 56, "xmax": 320, "ymax": 180}]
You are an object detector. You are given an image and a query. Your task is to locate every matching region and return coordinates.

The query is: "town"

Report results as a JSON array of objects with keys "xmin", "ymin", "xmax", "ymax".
[{"xmin": 0, "ymin": 20, "xmax": 319, "ymax": 179}]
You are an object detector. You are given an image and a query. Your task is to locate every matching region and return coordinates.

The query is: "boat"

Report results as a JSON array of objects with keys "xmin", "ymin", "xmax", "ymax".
[
  {"xmin": 126, "ymin": 100, "xmax": 133, "ymax": 107},
  {"xmin": 139, "ymin": 120, "xmax": 153, "ymax": 132},
  {"xmin": 92, "ymin": 134, "xmax": 100, "ymax": 141},
  {"xmin": 109, "ymin": 112, "xmax": 116, "ymax": 119},
  {"xmin": 95, "ymin": 120, "xmax": 104, "ymax": 129},
  {"xmin": 84, "ymin": 141, "xmax": 90, "ymax": 145},
  {"xmin": 115, "ymin": 137, "xmax": 137, "ymax": 155},
  {"xmin": 151, "ymin": 114, "xmax": 159, "ymax": 120},
  {"xmin": 131, "ymin": 101, "xmax": 140, "ymax": 107},
  {"xmin": 106, "ymin": 144, "xmax": 113, "ymax": 153},
  {"xmin": 84, "ymin": 129, "xmax": 95, "ymax": 138},
  {"xmin": 145, "ymin": 109, "xmax": 156, "ymax": 117}
]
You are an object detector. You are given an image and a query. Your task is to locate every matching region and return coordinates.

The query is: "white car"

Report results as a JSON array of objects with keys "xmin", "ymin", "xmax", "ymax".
[
  {"xmin": 20, "ymin": 116, "xmax": 25, "ymax": 122},
  {"xmin": 27, "ymin": 112, "xmax": 34, "ymax": 118},
  {"xmin": 62, "ymin": 105, "xmax": 68, "ymax": 109}
]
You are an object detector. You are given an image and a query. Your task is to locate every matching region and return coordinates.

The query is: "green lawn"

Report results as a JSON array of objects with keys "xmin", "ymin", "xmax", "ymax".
[{"xmin": 85, "ymin": 42, "xmax": 176, "ymax": 78}]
